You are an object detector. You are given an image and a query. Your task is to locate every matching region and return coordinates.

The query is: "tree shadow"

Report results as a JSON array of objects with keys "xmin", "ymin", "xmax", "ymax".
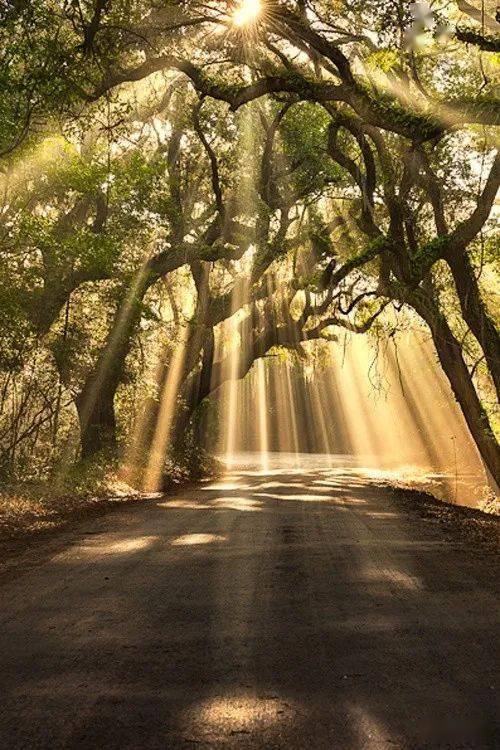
[{"xmin": 0, "ymin": 469, "xmax": 498, "ymax": 748}]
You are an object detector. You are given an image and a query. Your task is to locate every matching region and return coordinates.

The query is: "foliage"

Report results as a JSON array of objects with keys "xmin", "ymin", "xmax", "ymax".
[{"xmin": 0, "ymin": 0, "xmax": 498, "ymax": 502}]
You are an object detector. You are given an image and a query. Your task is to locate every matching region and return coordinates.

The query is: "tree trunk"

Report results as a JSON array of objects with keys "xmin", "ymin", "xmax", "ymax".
[
  {"xmin": 76, "ymin": 384, "xmax": 117, "ymax": 458},
  {"xmin": 413, "ymin": 294, "xmax": 500, "ymax": 486},
  {"xmin": 447, "ymin": 251, "xmax": 500, "ymax": 399},
  {"xmin": 75, "ymin": 268, "xmax": 155, "ymax": 458},
  {"xmin": 167, "ymin": 331, "xmax": 213, "ymax": 451}
]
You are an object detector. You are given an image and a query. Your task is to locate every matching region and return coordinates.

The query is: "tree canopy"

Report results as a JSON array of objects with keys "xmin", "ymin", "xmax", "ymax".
[{"xmin": 0, "ymin": 0, "xmax": 498, "ymax": 489}]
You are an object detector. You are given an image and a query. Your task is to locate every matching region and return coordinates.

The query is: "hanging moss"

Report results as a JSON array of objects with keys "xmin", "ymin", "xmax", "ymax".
[
  {"xmin": 353, "ymin": 82, "xmax": 443, "ymax": 141},
  {"xmin": 410, "ymin": 235, "xmax": 451, "ymax": 280}
]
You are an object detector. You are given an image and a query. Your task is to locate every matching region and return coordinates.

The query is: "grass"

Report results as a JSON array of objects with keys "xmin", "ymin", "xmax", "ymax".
[{"xmin": 0, "ymin": 447, "xmax": 222, "ymax": 545}]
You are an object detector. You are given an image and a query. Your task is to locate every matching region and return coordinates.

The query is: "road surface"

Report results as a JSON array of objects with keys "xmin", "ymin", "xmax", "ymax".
[{"xmin": 0, "ymin": 468, "xmax": 498, "ymax": 748}]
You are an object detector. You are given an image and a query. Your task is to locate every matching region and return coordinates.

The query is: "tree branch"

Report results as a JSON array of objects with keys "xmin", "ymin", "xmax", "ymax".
[{"xmin": 449, "ymin": 151, "xmax": 500, "ymax": 252}]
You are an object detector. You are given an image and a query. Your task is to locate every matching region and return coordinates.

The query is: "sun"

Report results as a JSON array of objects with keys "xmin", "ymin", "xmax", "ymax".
[{"xmin": 233, "ymin": 0, "xmax": 262, "ymax": 27}]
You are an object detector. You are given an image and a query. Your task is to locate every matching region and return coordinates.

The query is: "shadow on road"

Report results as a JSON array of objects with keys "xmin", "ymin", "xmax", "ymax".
[{"xmin": 0, "ymin": 469, "xmax": 498, "ymax": 748}]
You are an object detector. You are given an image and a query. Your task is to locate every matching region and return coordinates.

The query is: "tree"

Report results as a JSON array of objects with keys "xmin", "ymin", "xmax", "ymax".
[{"xmin": 0, "ymin": 0, "xmax": 498, "ymax": 487}]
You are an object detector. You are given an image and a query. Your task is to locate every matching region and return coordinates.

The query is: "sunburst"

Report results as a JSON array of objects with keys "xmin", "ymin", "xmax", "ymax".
[{"xmin": 233, "ymin": 0, "xmax": 262, "ymax": 27}]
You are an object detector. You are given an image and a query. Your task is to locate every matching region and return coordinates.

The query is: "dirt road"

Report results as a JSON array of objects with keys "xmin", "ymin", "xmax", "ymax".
[{"xmin": 0, "ymin": 468, "xmax": 498, "ymax": 748}]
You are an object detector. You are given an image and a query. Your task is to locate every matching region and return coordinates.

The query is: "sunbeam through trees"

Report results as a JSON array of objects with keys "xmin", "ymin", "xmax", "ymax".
[
  {"xmin": 1, "ymin": 0, "xmax": 498, "ymax": 507},
  {"xmin": 0, "ymin": 2, "xmax": 499, "ymax": 748}
]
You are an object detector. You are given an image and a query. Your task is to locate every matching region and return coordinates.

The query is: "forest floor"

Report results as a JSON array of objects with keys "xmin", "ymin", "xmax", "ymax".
[{"xmin": 0, "ymin": 467, "xmax": 498, "ymax": 748}]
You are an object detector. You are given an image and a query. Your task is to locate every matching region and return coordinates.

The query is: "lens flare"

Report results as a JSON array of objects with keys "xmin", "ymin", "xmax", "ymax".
[{"xmin": 233, "ymin": 0, "xmax": 261, "ymax": 27}]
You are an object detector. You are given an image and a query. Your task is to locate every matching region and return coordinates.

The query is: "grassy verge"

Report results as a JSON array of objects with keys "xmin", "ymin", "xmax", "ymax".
[
  {"xmin": 0, "ymin": 449, "xmax": 221, "ymax": 549},
  {"xmin": 389, "ymin": 486, "xmax": 500, "ymax": 554}
]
